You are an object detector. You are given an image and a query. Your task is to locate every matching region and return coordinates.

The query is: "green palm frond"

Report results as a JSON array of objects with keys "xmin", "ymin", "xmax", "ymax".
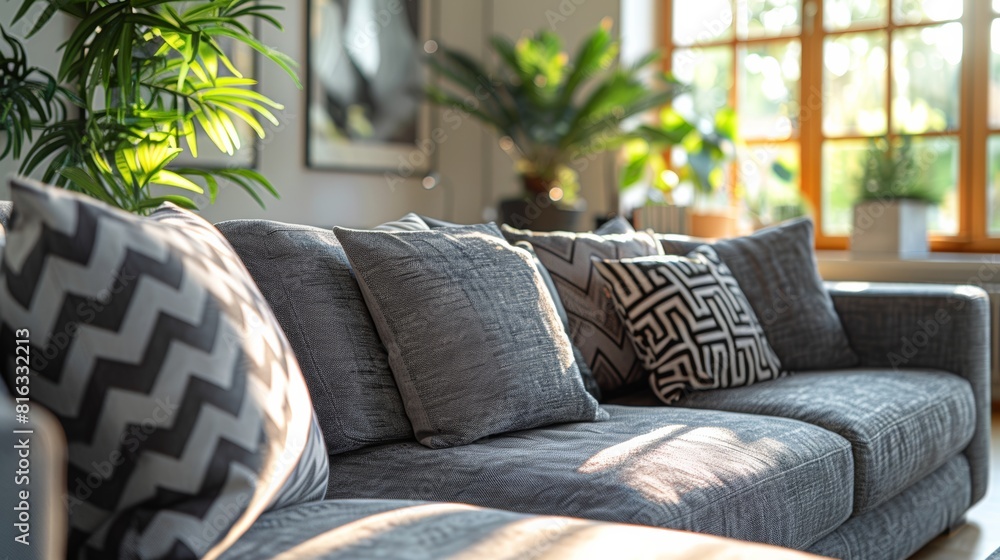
[{"xmin": 5, "ymin": 0, "xmax": 299, "ymax": 215}]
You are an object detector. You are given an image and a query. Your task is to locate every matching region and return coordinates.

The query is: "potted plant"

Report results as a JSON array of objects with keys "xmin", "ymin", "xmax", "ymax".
[
  {"xmin": 425, "ymin": 20, "xmax": 682, "ymax": 231},
  {"xmin": 1, "ymin": 0, "xmax": 297, "ymax": 214},
  {"xmin": 850, "ymin": 136, "xmax": 944, "ymax": 258},
  {"xmin": 620, "ymin": 106, "xmax": 738, "ymax": 237}
]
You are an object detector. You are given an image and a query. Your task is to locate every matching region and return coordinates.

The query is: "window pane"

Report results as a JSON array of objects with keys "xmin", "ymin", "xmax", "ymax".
[
  {"xmin": 913, "ymin": 136, "xmax": 959, "ymax": 235},
  {"xmin": 821, "ymin": 139, "xmax": 867, "ymax": 236},
  {"xmin": 823, "ymin": 32, "xmax": 888, "ymax": 137},
  {"xmin": 672, "ymin": 47, "xmax": 733, "ymax": 123},
  {"xmin": 893, "ymin": 0, "xmax": 963, "ymax": 25},
  {"xmin": 892, "ymin": 23, "xmax": 963, "ymax": 134},
  {"xmin": 673, "ymin": 0, "xmax": 734, "ymax": 46},
  {"xmin": 822, "ymin": 137, "xmax": 958, "ymax": 236},
  {"xmin": 824, "ymin": 0, "xmax": 887, "ymax": 32},
  {"xmin": 738, "ymin": 0, "xmax": 801, "ymax": 39},
  {"xmin": 738, "ymin": 40, "xmax": 801, "ymax": 139},
  {"xmin": 739, "ymin": 143, "xmax": 803, "ymax": 225},
  {"xmin": 992, "ymin": 19, "xmax": 1000, "ymax": 128},
  {"xmin": 995, "ymin": 0, "xmax": 1000, "ymax": 14},
  {"xmin": 989, "ymin": 136, "xmax": 1000, "ymax": 235}
]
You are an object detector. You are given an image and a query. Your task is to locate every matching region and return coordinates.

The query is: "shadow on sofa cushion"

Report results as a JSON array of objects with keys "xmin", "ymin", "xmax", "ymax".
[
  {"xmin": 674, "ymin": 368, "xmax": 976, "ymax": 514},
  {"xmin": 324, "ymin": 405, "xmax": 854, "ymax": 550},
  {"xmin": 220, "ymin": 499, "xmax": 826, "ymax": 560}
]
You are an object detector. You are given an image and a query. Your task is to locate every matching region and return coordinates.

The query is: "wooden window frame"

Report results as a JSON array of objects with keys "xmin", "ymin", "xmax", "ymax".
[{"xmin": 660, "ymin": 0, "xmax": 999, "ymax": 253}]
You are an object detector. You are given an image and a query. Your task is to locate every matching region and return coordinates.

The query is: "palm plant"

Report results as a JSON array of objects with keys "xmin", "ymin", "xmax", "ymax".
[
  {"xmin": 424, "ymin": 20, "xmax": 684, "ymax": 204},
  {"xmin": 1, "ymin": 0, "xmax": 298, "ymax": 214}
]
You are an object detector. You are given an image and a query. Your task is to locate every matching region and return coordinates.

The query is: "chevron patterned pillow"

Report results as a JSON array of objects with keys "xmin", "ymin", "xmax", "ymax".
[
  {"xmin": 594, "ymin": 247, "xmax": 785, "ymax": 404},
  {"xmin": 501, "ymin": 224, "xmax": 664, "ymax": 397},
  {"xmin": 0, "ymin": 179, "xmax": 329, "ymax": 559}
]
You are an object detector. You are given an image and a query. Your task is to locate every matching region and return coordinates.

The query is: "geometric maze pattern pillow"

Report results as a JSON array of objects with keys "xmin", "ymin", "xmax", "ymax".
[
  {"xmin": 593, "ymin": 247, "xmax": 785, "ymax": 404},
  {"xmin": 501, "ymin": 225, "xmax": 664, "ymax": 397},
  {"xmin": 0, "ymin": 179, "xmax": 328, "ymax": 559}
]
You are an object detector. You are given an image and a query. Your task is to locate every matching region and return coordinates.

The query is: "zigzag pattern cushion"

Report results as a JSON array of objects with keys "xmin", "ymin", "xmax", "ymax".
[
  {"xmin": 593, "ymin": 247, "xmax": 785, "ymax": 404},
  {"xmin": 501, "ymin": 225, "xmax": 664, "ymax": 396},
  {"xmin": 0, "ymin": 179, "xmax": 328, "ymax": 559}
]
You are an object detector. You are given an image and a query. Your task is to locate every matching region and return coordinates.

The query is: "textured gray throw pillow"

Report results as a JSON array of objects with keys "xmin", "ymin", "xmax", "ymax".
[
  {"xmin": 416, "ymin": 215, "xmax": 601, "ymax": 400},
  {"xmin": 501, "ymin": 225, "xmax": 665, "ymax": 396},
  {"xmin": 334, "ymin": 223, "xmax": 607, "ymax": 449},
  {"xmin": 215, "ymin": 220, "xmax": 414, "ymax": 454},
  {"xmin": 661, "ymin": 219, "xmax": 858, "ymax": 371}
]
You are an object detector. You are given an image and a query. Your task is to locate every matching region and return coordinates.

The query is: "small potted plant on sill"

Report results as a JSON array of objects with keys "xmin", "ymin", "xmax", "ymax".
[
  {"xmin": 620, "ymin": 106, "xmax": 738, "ymax": 238},
  {"xmin": 424, "ymin": 20, "xmax": 683, "ymax": 232},
  {"xmin": 850, "ymin": 136, "xmax": 945, "ymax": 259}
]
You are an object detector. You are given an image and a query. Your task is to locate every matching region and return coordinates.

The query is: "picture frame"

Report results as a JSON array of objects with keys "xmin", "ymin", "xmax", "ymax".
[{"xmin": 306, "ymin": 0, "xmax": 432, "ymax": 173}]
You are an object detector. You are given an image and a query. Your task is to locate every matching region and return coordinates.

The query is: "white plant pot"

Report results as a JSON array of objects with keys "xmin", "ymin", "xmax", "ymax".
[{"xmin": 850, "ymin": 199, "xmax": 929, "ymax": 259}]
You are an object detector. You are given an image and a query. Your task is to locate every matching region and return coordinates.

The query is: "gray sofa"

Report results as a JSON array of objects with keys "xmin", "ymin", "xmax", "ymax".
[
  {"xmin": 0, "ymin": 203, "xmax": 990, "ymax": 560},
  {"xmin": 212, "ymin": 213, "xmax": 992, "ymax": 559}
]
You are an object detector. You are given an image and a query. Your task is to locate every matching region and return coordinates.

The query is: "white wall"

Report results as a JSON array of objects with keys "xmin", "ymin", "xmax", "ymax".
[
  {"xmin": 2, "ymin": 0, "xmax": 627, "ymax": 228},
  {"xmin": 0, "ymin": 8, "xmax": 73, "ymax": 197}
]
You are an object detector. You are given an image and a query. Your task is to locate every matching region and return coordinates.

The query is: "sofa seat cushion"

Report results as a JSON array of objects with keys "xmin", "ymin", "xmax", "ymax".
[
  {"xmin": 326, "ymin": 405, "xmax": 854, "ymax": 550},
  {"xmin": 220, "ymin": 500, "xmax": 825, "ymax": 560},
  {"xmin": 674, "ymin": 369, "xmax": 976, "ymax": 514}
]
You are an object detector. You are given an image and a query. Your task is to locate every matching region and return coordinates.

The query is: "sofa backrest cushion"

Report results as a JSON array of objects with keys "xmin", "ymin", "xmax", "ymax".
[
  {"xmin": 215, "ymin": 219, "xmax": 415, "ymax": 453},
  {"xmin": 334, "ymin": 223, "xmax": 607, "ymax": 449},
  {"xmin": 501, "ymin": 224, "xmax": 665, "ymax": 397},
  {"xmin": 0, "ymin": 179, "xmax": 329, "ymax": 558},
  {"xmin": 662, "ymin": 218, "xmax": 858, "ymax": 371}
]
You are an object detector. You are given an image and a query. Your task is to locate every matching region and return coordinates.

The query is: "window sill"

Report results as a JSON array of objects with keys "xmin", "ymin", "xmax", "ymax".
[{"xmin": 816, "ymin": 251, "xmax": 1000, "ymax": 285}]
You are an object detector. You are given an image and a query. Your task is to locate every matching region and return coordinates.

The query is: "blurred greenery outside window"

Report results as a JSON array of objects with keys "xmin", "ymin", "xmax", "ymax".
[{"xmin": 664, "ymin": 0, "xmax": 1000, "ymax": 250}]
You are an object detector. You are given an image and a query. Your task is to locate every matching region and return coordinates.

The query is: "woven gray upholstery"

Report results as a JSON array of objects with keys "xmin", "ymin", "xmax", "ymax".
[
  {"xmin": 215, "ymin": 220, "xmax": 413, "ymax": 454},
  {"xmin": 827, "ymin": 282, "xmax": 992, "ymax": 506},
  {"xmin": 655, "ymin": 233, "xmax": 705, "ymax": 256},
  {"xmin": 595, "ymin": 215, "xmax": 635, "ymax": 234},
  {"xmin": 0, "ymin": 200, "xmax": 11, "ymax": 229},
  {"xmin": 326, "ymin": 405, "xmax": 854, "ymax": 549},
  {"xmin": 663, "ymin": 219, "xmax": 857, "ymax": 371},
  {"xmin": 515, "ymin": 241, "xmax": 601, "ymax": 400},
  {"xmin": 334, "ymin": 224, "xmax": 605, "ymax": 448},
  {"xmin": 675, "ymin": 369, "xmax": 976, "ymax": 514},
  {"xmin": 221, "ymin": 499, "xmax": 822, "ymax": 560},
  {"xmin": 808, "ymin": 454, "xmax": 970, "ymax": 560},
  {"xmin": 414, "ymin": 216, "xmax": 601, "ymax": 400}
]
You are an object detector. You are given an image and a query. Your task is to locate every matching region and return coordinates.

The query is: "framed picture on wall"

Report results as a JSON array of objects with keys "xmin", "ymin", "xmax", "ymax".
[
  {"xmin": 306, "ymin": 0, "xmax": 432, "ymax": 173},
  {"xmin": 171, "ymin": 30, "xmax": 259, "ymax": 170}
]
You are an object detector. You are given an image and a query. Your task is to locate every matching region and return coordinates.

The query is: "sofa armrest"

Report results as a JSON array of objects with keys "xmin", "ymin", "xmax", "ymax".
[{"xmin": 826, "ymin": 281, "xmax": 991, "ymax": 505}]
